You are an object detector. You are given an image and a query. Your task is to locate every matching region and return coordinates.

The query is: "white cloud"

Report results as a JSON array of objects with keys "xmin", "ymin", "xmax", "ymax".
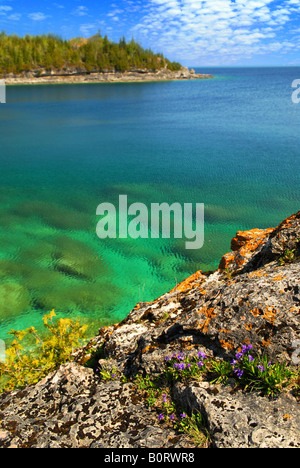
[
  {"xmin": 73, "ymin": 6, "xmax": 89, "ymax": 17},
  {"xmin": 129, "ymin": 0, "xmax": 300, "ymax": 64},
  {"xmin": 0, "ymin": 5, "xmax": 12, "ymax": 15},
  {"xmin": 7, "ymin": 13, "xmax": 21, "ymax": 21},
  {"xmin": 28, "ymin": 12, "xmax": 49, "ymax": 21},
  {"xmin": 79, "ymin": 23, "xmax": 96, "ymax": 36}
]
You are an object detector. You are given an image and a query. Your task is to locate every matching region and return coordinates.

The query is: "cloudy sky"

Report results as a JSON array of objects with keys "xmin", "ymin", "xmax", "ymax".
[{"xmin": 1, "ymin": 0, "xmax": 300, "ymax": 65}]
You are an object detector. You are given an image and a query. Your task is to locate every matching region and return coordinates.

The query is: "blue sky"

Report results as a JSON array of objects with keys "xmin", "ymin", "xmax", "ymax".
[{"xmin": 1, "ymin": 0, "xmax": 300, "ymax": 66}]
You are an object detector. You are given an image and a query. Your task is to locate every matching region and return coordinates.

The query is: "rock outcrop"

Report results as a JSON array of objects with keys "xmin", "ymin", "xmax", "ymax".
[
  {"xmin": 0, "ymin": 211, "xmax": 299, "ymax": 448},
  {"xmin": 3, "ymin": 67, "xmax": 213, "ymax": 85}
]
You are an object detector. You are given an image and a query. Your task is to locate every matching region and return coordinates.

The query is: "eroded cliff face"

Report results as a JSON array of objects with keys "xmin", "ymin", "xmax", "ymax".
[{"xmin": 0, "ymin": 211, "xmax": 299, "ymax": 448}]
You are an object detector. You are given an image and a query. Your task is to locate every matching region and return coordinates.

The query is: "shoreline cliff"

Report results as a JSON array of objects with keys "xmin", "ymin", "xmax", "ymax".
[
  {"xmin": 2, "ymin": 67, "xmax": 213, "ymax": 85},
  {"xmin": 0, "ymin": 211, "xmax": 299, "ymax": 448}
]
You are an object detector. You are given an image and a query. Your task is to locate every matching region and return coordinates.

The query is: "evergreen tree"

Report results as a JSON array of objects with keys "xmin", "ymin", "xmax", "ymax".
[{"xmin": 0, "ymin": 32, "xmax": 182, "ymax": 75}]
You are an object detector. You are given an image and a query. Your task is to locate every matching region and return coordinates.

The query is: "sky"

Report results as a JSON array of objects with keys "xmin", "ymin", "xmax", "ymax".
[{"xmin": 0, "ymin": 0, "xmax": 300, "ymax": 66}]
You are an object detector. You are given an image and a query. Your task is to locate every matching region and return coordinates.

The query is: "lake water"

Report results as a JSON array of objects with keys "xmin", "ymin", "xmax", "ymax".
[{"xmin": 0, "ymin": 67, "xmax": 299, "ymax": 340}]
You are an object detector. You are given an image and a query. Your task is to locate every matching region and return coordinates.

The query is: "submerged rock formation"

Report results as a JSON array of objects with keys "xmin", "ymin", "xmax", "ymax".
[{"xmin": 0, "ymin": 211, "xmax": 299, "ymax": 448}]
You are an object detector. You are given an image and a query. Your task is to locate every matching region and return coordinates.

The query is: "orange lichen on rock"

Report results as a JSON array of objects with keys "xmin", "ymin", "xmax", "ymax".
[
  {"xmin": 250, "ymin": 308, "xmax": 262, "ymax": 317},
  {"xmin": 218, "ymin": 252, "xmax": 235, "ymax": 270},
  {"xmin": 220, "ymin": 339, "xmax": 234, "ymax": 351},
  {"xmin": 261, "ymin": 338, "xmax": 272, "ymax": 347},
  {"xmin": 170, "ymin": 270, "xmax": 206, "ymax": 293},
  {"xmin": 263, "ymin": 307, "xmax": 277, "ymax": 324},
  {"xmin": 272, "ymin": 274, "xmax": 285, "ymax": 282},
  {"xmin": 219, "ymin": 227, "xmax": 275, "ymax": 271},
  {"xmin": 249, "ymin": 270, "xmax": 264, "ymax": 278},
  {"xmin": 230, "ymin": 228, "xmax": 275, "ymax": 252},
  {"xmin": 196, "ymin": 306, "xmax": 217, "ymax": 334}
]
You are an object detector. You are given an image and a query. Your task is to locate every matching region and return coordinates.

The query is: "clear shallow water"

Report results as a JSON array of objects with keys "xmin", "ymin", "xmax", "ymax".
[{"xmin": 0, "ymin": 67, "xmax": 299, "ymax": 340}]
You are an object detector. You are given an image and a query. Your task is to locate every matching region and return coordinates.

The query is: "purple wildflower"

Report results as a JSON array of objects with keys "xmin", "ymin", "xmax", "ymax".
[
  {"xmin": 197, "ymin": 361, "xmax": 204, "ymax": 368},
  {"xmin": 233, "ymin": 367, "xmax": 244, "ymax": 378},
  {"xmin": 235, "ymin": 344, "xmax": 253, "ymax": 361},
  {"xmin": 248, "ymin": 355, "xmax": 254, "ymax": 363},
  {"xmin": 173, "ymin": 362, "xmax": 186, "ymax": 370},
  {"xmin": 163, "ymin": 394, "xmax": 168, "ymax": 403},
  {"xmin": 158, "ymin": 413, "xmax": 164, "ymax": 422},
  {"xmin": 258, "ymin": 365, "xmax": 265, "ymax": 373},
  {"xmin": 173, "ymin": 352, "xmax": 185, "ymax": 361},
  {"xmin": 242, "ymin": 344, "xmax": 253, "ymax": 353},
  {"xmin": 235, "ymin": 352, "xmax": 244, "ymax": 360},
  {"xmin": 198, "ymin": 351, "xmax": 206, "ymax": 360},
  {"xmin": 180, "ymin": 413, "xmax": 187, "ymax": 419},
  {"xmin": 169, "ymin": 414, "xmax": 175, "ymax": 421}
]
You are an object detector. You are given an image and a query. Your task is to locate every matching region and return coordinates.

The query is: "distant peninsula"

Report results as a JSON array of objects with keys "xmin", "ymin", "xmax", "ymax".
[{"xmin": 0, "ymin": 32, "xmax": 213, "ymax": 84}]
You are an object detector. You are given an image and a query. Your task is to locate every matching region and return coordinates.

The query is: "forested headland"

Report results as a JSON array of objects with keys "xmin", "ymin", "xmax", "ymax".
[{"xmin": 0, "ymin": 32, "xmax": 182, "ymax": 76}]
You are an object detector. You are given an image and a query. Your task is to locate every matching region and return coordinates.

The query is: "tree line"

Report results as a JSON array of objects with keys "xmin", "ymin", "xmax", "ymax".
[{"xmin": 0, "ymin": 32, "xmax": 182, "ymax": 75}]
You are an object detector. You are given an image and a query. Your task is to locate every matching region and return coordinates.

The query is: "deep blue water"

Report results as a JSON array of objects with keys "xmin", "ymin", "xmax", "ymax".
[{"xmin": 0, "ymin": 67, "xmax": 299, "ymax": 339}]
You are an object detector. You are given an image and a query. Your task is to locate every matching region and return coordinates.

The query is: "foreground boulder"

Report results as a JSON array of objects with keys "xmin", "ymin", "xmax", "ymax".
[{"xmin": 0, "ymin": 211, "xmax": 299, "ymax": 448}]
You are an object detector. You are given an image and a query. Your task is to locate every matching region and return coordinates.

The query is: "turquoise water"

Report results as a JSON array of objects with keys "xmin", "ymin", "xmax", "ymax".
[{"xmin": 0, "ymin": 67, "xmax": 299, "ymax": 340}]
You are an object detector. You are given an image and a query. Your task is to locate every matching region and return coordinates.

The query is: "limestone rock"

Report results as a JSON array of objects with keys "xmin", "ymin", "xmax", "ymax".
[
  {"xmin": 4, "ymin": 67, "xmax": 213, "ymax": 85},
  {"xmin": 0, "ymin": 363, "xmax": 193, "ymax": 448},
  {"xmin": 173, "ymin": 382, "xmax": 300, "ymax": 448}
]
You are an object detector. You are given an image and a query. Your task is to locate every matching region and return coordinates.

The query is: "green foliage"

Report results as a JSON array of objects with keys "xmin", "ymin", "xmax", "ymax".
[
  {"xmin": 0, "ymin": 310, "xmax": 88, "ymax": 393},
  {"xmin": 176, "ymin": 412, "xmax": 208, "ymax": 447},
  {"xmin": 231, "ymin": 349, "xmax": 294, "ymax": 397},
  {"xmin": 278, "ymin": 248, "xmax": 297, "ymax": 266},
  {"xmin": 97, "ymin": 365, "xmax": 127, "ymax": 383},
  {"xmin": 133, "ymin": 374, "xmax": 208, "ymax": 447},
  {"xmin": 164, "ymin": 351, "xmax": 208, "ymax": 383},
  {"xmin": 166, "ymin": 60, "xmax": 182, "ymax": 71},
  {"xmin": 209, "ymin": 359, "xmax": 233, "ymax": 384},
  {"xmin": 164, "ymin": 346, "xmax": 297, "ymax": 398},
  {"xmin": 135, "ymin": 374, "xmax": 161, "ymax": 407},
  {"xmin": 0, "ymin": 32, "xmax": 179, "ymax": 75}
]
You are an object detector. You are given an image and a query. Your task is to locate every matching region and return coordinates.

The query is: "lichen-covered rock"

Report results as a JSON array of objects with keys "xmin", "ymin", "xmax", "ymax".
[
  {"xmin": 173, "ymin": 381, "xmax": 300, "ymax": 448},
  {"xmin": 0, "ymin": 211, "xmax": 299, "ymax": 448},
  {"xmin": 0, "ymin": 363, "xmax": 193, "ymax": 448}
]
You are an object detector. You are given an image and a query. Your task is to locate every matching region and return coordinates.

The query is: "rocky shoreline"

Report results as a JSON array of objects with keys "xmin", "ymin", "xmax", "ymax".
[
  {"xmin": 2, "ymin": 67, "xmax": 213, "ymax": 85},
  {"xmin": 0, "ymin": 211, "xmax": 299, "ymax": 448}
]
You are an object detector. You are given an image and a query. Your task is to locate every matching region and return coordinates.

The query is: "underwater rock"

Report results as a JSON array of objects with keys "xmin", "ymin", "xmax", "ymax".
[
  {"xmin": 13, "ymin": 200, "xmax": 90, "ymax": 231},
  {"xmin": 53, "ymin": 236, "xmax": 108, "ymax": 280},
  {"xmin": 35, "ymin": 281, "xmax": 120, "ymax": 313},
  {"xmin": 0, "ymin": 282, "xmax": 31, "ymax": 317}
]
